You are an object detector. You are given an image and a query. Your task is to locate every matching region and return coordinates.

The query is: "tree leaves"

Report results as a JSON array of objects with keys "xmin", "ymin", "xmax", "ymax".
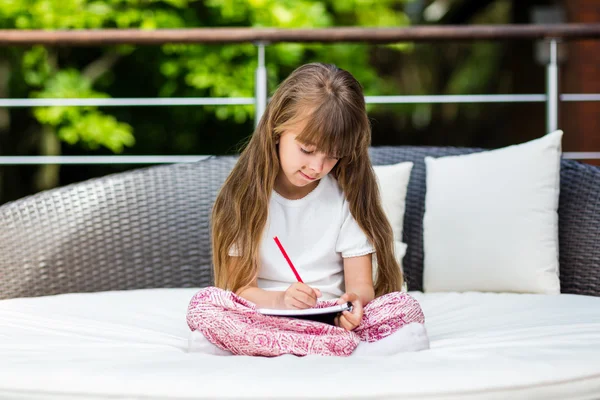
[
  {"xmin": 2, "ymin": 0, "xmax": 411, "ymax": 153},
  {"xmin": 32, "ymin": 69, "xmax": 135, "ymax": 152}
]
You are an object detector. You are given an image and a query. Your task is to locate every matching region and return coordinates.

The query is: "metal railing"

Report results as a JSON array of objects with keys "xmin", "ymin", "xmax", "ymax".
[{"xmin": 1, "ymin": 24, "xmax": 600, "ymax": 165}]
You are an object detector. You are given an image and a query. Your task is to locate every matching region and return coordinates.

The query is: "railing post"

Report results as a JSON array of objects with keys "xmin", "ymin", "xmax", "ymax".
[
  {"xmin": 254, "ymin": 42, "xmax": 267, "ymax": 128},
  {"xmin": 546, "ymin": 39, "xmax": 559, "ymax": 133}
]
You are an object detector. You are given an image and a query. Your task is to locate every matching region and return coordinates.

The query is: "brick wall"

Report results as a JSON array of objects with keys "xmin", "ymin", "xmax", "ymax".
[{"xmin": 561, "ymin": 0, "xmax": 600, "ymax": 161}]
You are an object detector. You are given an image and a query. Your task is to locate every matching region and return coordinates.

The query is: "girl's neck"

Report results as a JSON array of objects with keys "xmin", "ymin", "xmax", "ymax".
[{"xmin": 274, "ymin": 172, "xmax": 320, "ymax": 200}]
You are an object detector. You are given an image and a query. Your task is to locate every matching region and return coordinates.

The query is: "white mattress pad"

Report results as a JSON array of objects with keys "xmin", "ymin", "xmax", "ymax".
[{"xmin": 1, "ymin": 288, "xmax": 599, "ymax": 399}]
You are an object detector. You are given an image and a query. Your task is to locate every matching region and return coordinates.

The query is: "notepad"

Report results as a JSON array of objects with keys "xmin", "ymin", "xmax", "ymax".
[{"xmin": 257, "ymin": 302, "xmax": 353, "ymax": 325}]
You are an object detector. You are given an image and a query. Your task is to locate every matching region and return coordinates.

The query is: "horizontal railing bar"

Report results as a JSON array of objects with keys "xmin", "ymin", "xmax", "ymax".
[
  {"xmin": 1, "ymin": 24, "xmax": 600, "ymax": 46},
  {"xmin": 0, "ymin": 98, "xmax": 254, "ymax": 107},
  {"xmin": 1, "ymin": 152, "xmax": 599, "ymax": 165},
  {"xmin": 0, "ymin": 156, "xmax": 211, "ymax": 165},
  {"xmin": 561, "ymin": 94, "xmax": 600, "ymax": 102},
  {"xmin": 562, "ymin": 152, "xmax": 600, "ymax": 160},
  {"xmin": 365, "ymin": 94, "xmax": 547, "ymax": 103},
  {"xmin": 3, "ymin": 94, "xmax": 600, "ymax": 108}
]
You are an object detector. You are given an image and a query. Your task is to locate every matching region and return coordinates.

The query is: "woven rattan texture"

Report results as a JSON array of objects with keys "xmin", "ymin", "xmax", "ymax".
[
  {"xmin": 557, "ymin": 160, "xmax": 600, "ymax": 296},
  {"xmin": 1, "ymin": 147, "xmax": 599, "ymax": 299},
  {"xmin": 0, "ymin": 156, "xmax": 237, "ymax": 299}
]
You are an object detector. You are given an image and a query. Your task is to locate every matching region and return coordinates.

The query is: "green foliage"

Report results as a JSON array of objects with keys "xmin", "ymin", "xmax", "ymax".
[
  {"xmin": 447, "ymin": 43, "xmax": 500, "ymax": 95},
  {"xmin": 32, "ymin": 69, "xmax": 134, "ymax": 153},
  {"xmin": 1, "ymin": 0, "xmax": 413, "ymax": 153},
  {"xmin": 57, "ymin": 113, "xmax": 134, "ymax": 152}
]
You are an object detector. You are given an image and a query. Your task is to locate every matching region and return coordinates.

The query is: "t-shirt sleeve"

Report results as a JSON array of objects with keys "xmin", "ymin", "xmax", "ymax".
[{"xmin": 335, "ymin": 200, "xmax": 375, "ymax": 258}]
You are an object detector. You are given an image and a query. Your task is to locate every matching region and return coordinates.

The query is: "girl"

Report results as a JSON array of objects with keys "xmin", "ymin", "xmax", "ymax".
[{"xmin": 186, "ymin": 63, "xmax": 428, "ymax": 357}]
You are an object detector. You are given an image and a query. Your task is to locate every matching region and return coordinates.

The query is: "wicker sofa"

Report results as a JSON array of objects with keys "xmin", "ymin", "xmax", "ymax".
[{"xmin": 1, "ymin": 146, "xmax": 600, "ymax": 399}]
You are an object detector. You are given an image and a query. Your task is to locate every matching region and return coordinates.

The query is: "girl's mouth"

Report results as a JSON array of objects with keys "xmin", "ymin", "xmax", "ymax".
[{"xmin": 300, "ymin": 171, "xmax": 316, "ymax": 181}]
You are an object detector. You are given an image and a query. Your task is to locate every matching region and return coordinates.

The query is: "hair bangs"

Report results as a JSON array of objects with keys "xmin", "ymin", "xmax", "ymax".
[{"xmin": 295, "ymin": 100, "xmax": 363, "ymax": 160}]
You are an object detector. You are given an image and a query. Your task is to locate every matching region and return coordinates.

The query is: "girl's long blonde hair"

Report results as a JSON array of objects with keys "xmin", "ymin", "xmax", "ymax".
[{"xmin": 212, "ymin": 63, "xmax": 402, "ymax": 297}]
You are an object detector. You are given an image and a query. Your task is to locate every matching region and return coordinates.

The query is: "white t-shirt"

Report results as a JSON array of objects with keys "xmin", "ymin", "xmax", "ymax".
[{"xmin": 231, "ymin": 174, "xmax": 375, "ymax": 300}]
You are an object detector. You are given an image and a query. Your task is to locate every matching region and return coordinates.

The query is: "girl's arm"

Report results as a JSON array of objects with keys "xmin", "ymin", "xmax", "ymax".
[
  {"xmin": 336, "ymin": 254, "xmax": 374, "ymax": 331},
  {"xmin": 238, "ymin": 284, "xmax": 322, "ymax": 309},
  {"xmin": 343, "ymin": 253, "xmax": 375, "ymax": 305},
  {"xmin": 224, "ymin": 256, "xmax": 285, "ymax": 308},
  {"xmin": 230, "ymin": 258, "xmax": 322, "ymax": 309},
  {"xmin": 236, "ymin": 284, "xmax": 286, "ymax": 309}
]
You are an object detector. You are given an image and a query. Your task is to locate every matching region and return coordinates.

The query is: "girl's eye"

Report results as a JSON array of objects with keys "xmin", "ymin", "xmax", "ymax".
[{"xmin": 300, "ymin": 148, "xmax": 313, "ymax": 155}]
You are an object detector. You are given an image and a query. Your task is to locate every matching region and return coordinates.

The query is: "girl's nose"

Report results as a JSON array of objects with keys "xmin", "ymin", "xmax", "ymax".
[{"xmin": 309, "ymin": 157, "xmax": 325, "ymax": 173}]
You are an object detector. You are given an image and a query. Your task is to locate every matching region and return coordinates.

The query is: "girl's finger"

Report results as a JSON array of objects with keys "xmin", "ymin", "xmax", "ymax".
[
  {"xmin": 338, "ymin": 315, "xmax": 350, "ymax": 330},
  {"xmin": 344, "ymin": 319, "xmax": 356, "ymax": 331},
  {"xmin": 296, "ymin": 285, "xmax": 318, "ymax": 299},
  {"xmin": 337, "ymin": 294, "xmax": 348, "ymax": 305},
  {"xmin": 339, "ymin": 315, "xmax": 356, "ymax": 331},
  {"xmin": 289, "ymin": 299, "xmax": 303, "ymax": 309},
  {"xmin": 298, "ymin": 291, "xmax": 315, "ymax": 305},
  {"xmin": 343, "ymin": 311, "xmax": 359, "ymax": 326},
  {"xmin": 293, "ymin": 292, "xmax": 316, "ymax": 307},
  {"xmin": 290, "ymin": 298, "xmax": 310, "ymax": 309}
]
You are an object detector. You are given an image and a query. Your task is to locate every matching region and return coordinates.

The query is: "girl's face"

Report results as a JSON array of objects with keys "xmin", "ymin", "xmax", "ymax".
[{"xmin": 275, "ymin": 122, "xmax": 340, "ymax": 198}]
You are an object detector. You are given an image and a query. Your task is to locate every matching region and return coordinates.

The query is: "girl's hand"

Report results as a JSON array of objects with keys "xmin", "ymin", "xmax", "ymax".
[
  {"xmin": 281, "ymin": 283, "xmax": 322, "ymax": 309},
  {"xmin": 335, "ymin": 292, "xmax": 363, "ymax": 331}
]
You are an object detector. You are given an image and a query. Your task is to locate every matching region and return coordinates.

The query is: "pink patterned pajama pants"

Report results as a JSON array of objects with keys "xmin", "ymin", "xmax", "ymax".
[{"xmin": 186, "ymin": 287, "xmax": 425, "ymax": 357}]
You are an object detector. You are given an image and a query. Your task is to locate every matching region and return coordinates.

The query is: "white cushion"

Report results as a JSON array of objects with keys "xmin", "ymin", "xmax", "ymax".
[
  {"xmin": 372, "ymin": 162, "xmax": 413, "ymax": 285},
  {"xmin": 423, "ymin": 130, "xmax": 563, "ymax": 294}
]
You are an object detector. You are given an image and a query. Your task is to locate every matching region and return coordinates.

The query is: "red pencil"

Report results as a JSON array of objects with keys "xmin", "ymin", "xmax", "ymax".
[{"xmin": 273, "ymin": 236, "xmax": 304, "ymax": 283}]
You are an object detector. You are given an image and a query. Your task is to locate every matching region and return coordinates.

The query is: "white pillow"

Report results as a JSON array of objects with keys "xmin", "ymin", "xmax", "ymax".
[
  {"xmin": 372, "ymin": 162, "xmax": 413, "ymax": 286},
  {"xmin": 423, "ymin": 130, "xmax": 563, "ymax": 294}
]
